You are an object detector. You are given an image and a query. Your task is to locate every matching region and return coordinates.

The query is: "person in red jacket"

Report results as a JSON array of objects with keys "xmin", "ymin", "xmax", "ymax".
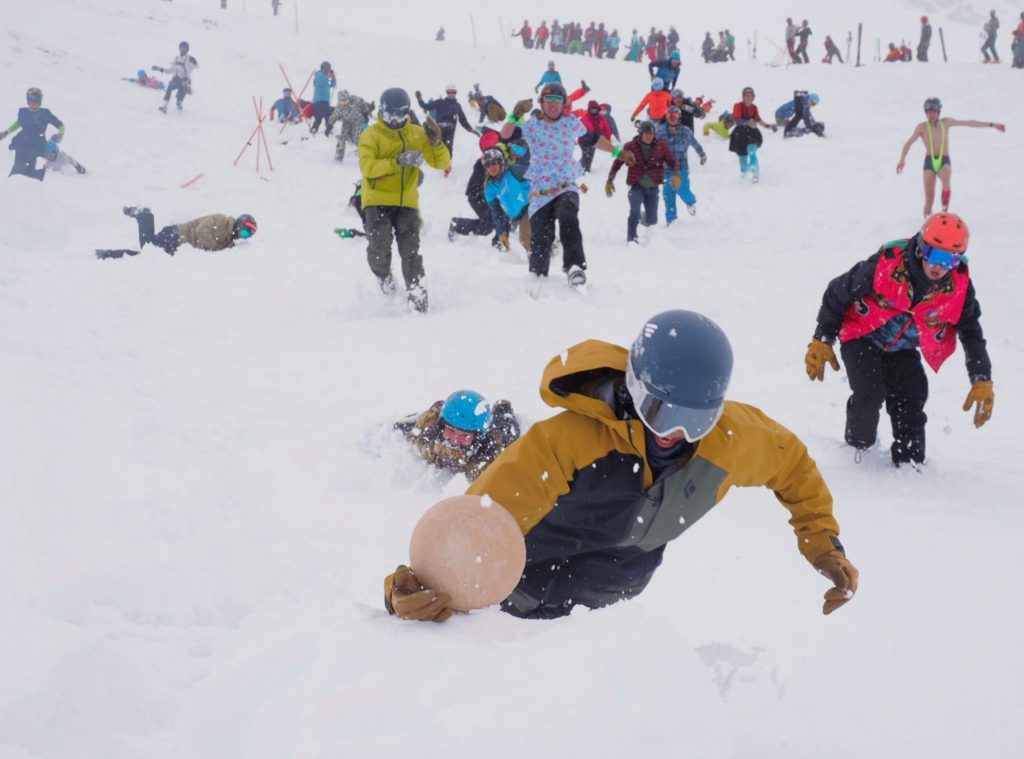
[
  {"xmin": 535, "ymin": 21, "xmax": 550, "ymax": 50},
  {"xmin": 512, "ymin": 20, "xmax": 533, "ymax": 49},
  {"xmin": 605, "ymin": 120, "xmax": 679, "ymax": 243},
  {"xmin": 805, "ymin": 213, "xmax": 993, "ymax": 467},
  {"xmin": 630, "ymin": 77, "xmax": 673, "ymax": 122},
  {"xmin": 729, "ymin": 86, "xmax": 776, "ymax": 181},
  {"xmin": 884, "ymin": 43, "xmax": 903, "ymax": 62},
  {"xmin": 578, "ymin": 100, "xmax": 612, "ymax": 172}
]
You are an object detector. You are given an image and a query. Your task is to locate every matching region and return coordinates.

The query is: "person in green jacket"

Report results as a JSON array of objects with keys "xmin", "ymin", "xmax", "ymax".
[{"xmin": 358, "ymin": 87, "xmax": 451, "ymax": 313}]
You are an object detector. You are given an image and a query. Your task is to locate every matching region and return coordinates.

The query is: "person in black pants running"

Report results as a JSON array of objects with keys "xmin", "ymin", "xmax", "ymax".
[
  {"xmin": 415, "ymin": 86, "xmax": 476, "ymax": 157},
  {"xmin": 154, "ymin": 41, "xmax": 198, "ymax": 113}
]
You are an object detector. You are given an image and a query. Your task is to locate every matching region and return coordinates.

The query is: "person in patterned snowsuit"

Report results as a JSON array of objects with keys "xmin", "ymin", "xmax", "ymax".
[{"xmin": 328, "ymin": 90, "xmax": 375, "ymax": 162}]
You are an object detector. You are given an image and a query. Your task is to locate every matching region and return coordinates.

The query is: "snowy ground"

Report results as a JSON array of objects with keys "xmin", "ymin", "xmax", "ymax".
[{"xmin": 2, "ymin": 1, "xmax": 1023, "ymax": 757}]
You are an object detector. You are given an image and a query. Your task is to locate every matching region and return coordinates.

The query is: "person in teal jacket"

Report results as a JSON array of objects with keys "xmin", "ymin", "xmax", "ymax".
[
  {"xmin": 310, "ymin": 61, "xmax": 336, "ymax": 135},
  {"xmin": 534, "ymin": 61, "xmax": 562, "ymax": 92},
  {"xmin": 482, "ymin": 147, "xmax": 531, "ymax": 253}
]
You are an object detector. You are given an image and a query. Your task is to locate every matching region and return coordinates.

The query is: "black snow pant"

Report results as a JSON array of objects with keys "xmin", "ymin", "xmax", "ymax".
[
  {"xmin": 627, "ymin": 185, "xmax": 659, "ymax": 240},
  {"xmin": 311, "ymin": 101, "xmax": 332, "ymax": 134},
  {"xmin": 163, "ymin": 76, "xmax": 189, "ymax": 107},
  {"xmin": 796, "ymin": 41, "xmax": 809, "ymax": 63},
  {"xmin": 365, "ymin": 205, "xmax": 423, "ymax": 288},
  {"xmin": 8, "ymin": 149, "xmax": 45, "ymax": 181},
  {"xmin": 450, "ymin": 164, "xmax": 494, "ymax": 238},
  {"xmin": 917, "ymin": 43, "xmax": 929, "ymax": 62},
  {"xmin": 840, "ymin": 338, "xmax": 928, "ymax": 465},
  {"xmin": 981, "ymin": 33, "xmax": 998, "ymax": 61},
  {"xmin": 439, "ymin": 123, "xmax": 457, "ymax": 157},
  {"xmin": 135, "ymin": 211, "xmax": 181, "ymax": 254},
  {"xmin": 578, "ymin": 131, "xmax": 599, "ymax": 172},
  {"xmin": 529, "ymin": 191, "xmax": 585, "ymax": 276}
]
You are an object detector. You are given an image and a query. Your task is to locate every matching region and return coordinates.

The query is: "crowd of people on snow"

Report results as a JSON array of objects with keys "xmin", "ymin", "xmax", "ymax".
[{"xmin": 4, "ymin": 5, "xmax": 1011, "ymax": 631}]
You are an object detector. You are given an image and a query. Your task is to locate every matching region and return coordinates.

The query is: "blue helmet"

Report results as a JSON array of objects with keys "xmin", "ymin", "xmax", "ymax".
[
  {"xmin": 808, "ymin": 93, "xmax": 820, "ymax": 105},
  {"xmin": 440, "ymin": 390, "xmax": 493, "ymax": 433},
  {"xmin": 652, "ymin": 77, "xmax": 665, "ymax": 91},
  {"xmin": 624, "ymin": 310, "xmax": 733, "ymax": 442},
  {"xmin": 45, "ymin": 140, "xmax": 59, "ymax": 156},
  {"xmin": 138, "ymin": 69, "xmax": 148, "ymax": 78}
]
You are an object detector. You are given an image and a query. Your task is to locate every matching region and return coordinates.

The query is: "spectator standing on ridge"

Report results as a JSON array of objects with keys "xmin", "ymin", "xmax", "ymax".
[
  {"xmin": 310, "ymin": 61, "xmax": 337, "ymax": 135},
  {"xmin": 918, "ymin": 17, "xmax": 932, "ymax": 62}
]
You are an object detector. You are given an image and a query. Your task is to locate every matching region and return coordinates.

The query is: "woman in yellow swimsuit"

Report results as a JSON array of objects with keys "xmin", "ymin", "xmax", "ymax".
[{"xmin": 897, "ymin": 97, "xmax": 1006, "ymax": 217}]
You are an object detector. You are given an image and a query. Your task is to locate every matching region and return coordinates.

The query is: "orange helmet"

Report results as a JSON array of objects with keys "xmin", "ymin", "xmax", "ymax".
[{"xmin": 921, "ymin": 213, "xmax": 969, "ymax": 253}]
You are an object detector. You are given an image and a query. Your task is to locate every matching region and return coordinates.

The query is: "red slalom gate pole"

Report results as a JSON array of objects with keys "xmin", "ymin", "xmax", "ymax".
[{"xmin": 279, "ymin": 66, "xmax": 314, "ymax": 135}]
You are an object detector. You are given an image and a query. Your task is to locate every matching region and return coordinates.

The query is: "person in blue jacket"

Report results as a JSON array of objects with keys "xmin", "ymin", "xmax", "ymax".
[
  {"xmin": 310, "ymin": 61, "xmax": 336, "ymax": 135},
  {"xmin": 0, "ymin": 87, "xmax": 65, "ymax": 181},
  {"xmin": 535, "ymin": 61, "xmax": 562, "ymax": 93},
  {"xmin": 270, "ymin": 88, "xmax": 300, "ymax": 122},
  {"xmin": 656, "ymin": 105, "xmax": 707, "ymax": 223},
  {"xmin": 482, "ymin": 147, "xmax": 531, "ymax": 253},
  {"xmin": 774, "ymin": 91, "xmax": 824, "ymax": 137},
  {"xmin": 648, "ymin": 51, "xmax": 681, "ymax": 90}
]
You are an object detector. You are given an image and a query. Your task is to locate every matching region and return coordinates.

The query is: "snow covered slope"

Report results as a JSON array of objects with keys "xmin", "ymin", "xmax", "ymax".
[{"xmin": 1, "ymin": 1, "xmax": 1022, "ymax": 758}]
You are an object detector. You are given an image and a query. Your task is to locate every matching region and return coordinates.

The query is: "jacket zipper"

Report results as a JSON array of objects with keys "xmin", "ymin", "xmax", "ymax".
[{"xmin": 399, "ymin": 130, "xmax": 406, "ymax": 206}]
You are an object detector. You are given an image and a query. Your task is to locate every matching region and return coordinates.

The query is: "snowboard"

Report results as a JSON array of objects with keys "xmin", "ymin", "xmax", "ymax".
[{"xmin": 95, "ymin": 249, "xmax": 140, "ymax": 259}]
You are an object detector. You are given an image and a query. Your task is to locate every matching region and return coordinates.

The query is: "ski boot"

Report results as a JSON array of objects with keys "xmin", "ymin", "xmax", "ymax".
[{"xmin": 567, "ymin": 265, "xmax": 587, "ymax": 287}]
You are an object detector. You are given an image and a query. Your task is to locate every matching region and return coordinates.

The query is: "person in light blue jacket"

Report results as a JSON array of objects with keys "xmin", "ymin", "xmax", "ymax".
[
  {"xmin": 310, "ymin": 61, "xmax": 336, "ymax": 135},
  {"xmin": 534, "ymin": 61, "xmax": 562, "ymax": 93},
  {"xmin": 655, "ymin": 105, "xmax": 707, "ymax": 223},
  {"xmin": 482, "ymin": 147, "xmax": 531, "ymax": 253}
]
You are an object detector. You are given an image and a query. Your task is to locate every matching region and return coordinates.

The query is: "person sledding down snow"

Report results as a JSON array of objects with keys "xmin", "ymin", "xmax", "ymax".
[
  {"xmin": 384, "ymin": 310, "xmax": 859, "ymax": 622},
  {"xmin": 775, "ymin": 91, "xmax": 824, "ymax": 138},
  {"xmin": 96, "ymin": 207, "xmax": 257, "ymax": 258},
  {"xmin": 124, "ymin": 69, "xmax": 165, "ymax": 90},
  {"xmin": 394, "ymin": 390, "xmax": 521, "ymax": 482},
  {"xmin": 467, "ymin": 84, "xmax": 506, "ymax": 124},
  {"xmin": 1, "ymin": 87, "xmax": 65, "ymax": 181},
  {"xmin": 43, "ymin": 140, "xmax": 86, "ymax": 174}
]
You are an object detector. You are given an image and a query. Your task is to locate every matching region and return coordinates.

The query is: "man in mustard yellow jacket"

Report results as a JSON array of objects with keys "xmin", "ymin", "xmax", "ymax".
[
  {"xmin": 358, "ymin": 87, "xmax": 450, "ymax": 313},
  {"xmin": 386, "ymin": 310, "xmax": 859, "ymax": 622}
]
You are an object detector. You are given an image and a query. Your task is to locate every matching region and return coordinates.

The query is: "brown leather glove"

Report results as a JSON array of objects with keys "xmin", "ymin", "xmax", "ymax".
[
  {"xmin": 423, "ymin": 117, "xmax": 443, "ymax": 146},
  {"xmin": 670, "ymin": 172, "xmax": 682, "ymax": 190},
  {"xmin": 387, "ymin": 565, "xmax": 454, "ymax": 622},
  {"xmin": 805, "ymin": 337, "xmax": 840, "ymax": 381},
  {"xmin": 604, "ymin": 179, "xmax": 615, "ymax": 197},
  {"xmin": 620, "ymin": 150, "xmax": 636, "ymax": 167},
  {"xmin": 962, "ymin": 380, "xmax": 994, "ymax": 428},
  {"xmin": 512, "ymin": 98, "xmax": 533, "ymax": 120},
  {"xmin": 813, "ymin": 550, "xmax": 859, "ymax": 615},
  {"xmin": 414, "ymin": 90, "xmax": 423, "ymax": 101}
]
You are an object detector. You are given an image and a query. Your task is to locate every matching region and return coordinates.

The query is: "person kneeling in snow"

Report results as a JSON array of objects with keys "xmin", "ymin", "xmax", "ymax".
[
  {"xmin": 43, "ymin": 140, "xmax": 86, "ymax": 174},
  {"xmin": 394, "ymin": 390, "xmax": 521, "ymax": 482},
  {"xmin": 482, "ymin": 147, "xmax": 531, "ymax": 254},
  {"xmin": 775, "ymin": 91, "xmax": 824, "ymax": 138},
  {"xmin": 102, "ymin": 207, "xmax": 257, "ymax": 257}
]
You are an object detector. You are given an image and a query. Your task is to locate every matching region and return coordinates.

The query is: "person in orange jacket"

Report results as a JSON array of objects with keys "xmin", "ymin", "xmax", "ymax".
[{"xmin": 630, "ymin": 77, "xmax": 672, "ymax": 122}]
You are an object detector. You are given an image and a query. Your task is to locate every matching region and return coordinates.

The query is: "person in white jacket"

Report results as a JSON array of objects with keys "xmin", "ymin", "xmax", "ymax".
[
  {"xmin": 43, "ymin": 140, "xmax": 85, "ymax": 174},
  {"xmin": 154, "ymin": 41, "xmax": 198, "ymax": 113}
]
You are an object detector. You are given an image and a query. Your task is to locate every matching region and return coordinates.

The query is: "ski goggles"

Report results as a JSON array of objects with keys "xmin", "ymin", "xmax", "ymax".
[
  {"xmin": 920, "ymin": 242, "xmax": 963, "ymax": 269},
  {"xmin": 624, "ymin": 358, "xmax": 723, "ymax": 442},
  {"xmin": 382, "ymin": 107, "xmax": 410, "ymax": 126},
  {"xmin": 541, "ymin": 94, "xmax": 566, "ymax": 103},
  {"xmin": 238, "ymin": 226, "xmax": 255, "ymax": 240}
]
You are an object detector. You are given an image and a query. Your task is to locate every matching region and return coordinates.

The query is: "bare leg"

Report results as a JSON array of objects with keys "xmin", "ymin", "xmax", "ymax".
[
  {"xmin": 937, "ymin": 163, "xmax": 952, "ymax": 211},
  {"xmin": 922, "ymin": 170, "xmax": 937, "ymax": 217}
]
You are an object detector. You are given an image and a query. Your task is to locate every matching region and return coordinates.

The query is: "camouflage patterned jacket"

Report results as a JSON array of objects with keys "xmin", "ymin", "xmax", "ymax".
[{"xmin": 328, "ymin": 95, "xmax": 374, "ymax": 130}]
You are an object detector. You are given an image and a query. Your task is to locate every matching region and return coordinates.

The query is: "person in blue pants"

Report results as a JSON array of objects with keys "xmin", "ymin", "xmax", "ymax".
[{"xmin": 655, "ymin": 105, "xmax": 706, "ymax": 222}]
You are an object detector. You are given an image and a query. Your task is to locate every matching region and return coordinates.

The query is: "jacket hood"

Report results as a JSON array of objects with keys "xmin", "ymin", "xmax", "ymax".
[{"xmin": 540, "ymin": 340, "xmax": 630, "ymax": 425}]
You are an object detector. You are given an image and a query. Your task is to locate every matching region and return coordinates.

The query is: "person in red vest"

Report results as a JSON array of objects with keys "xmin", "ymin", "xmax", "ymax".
[
  {"xmin": 512, "ymin": 20, "xmax": 533, "ymax": 49},
  {"xmin": 804, "ymin": 213, "xmax": 994, "ymax": 467},
  {"xmin": 535, "ymin": 21, "xmax": 550, "ymax": 50}
]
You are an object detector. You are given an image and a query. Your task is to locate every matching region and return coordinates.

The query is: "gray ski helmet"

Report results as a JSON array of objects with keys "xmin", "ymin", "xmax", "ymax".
[
  {"xmin": 320, "ymin": 60, "xmax": 332, "ymax": 71},
  {"xmin": 547, "ymin": 60, "xmax": 556, "ymax": 69},
  {"xmin": 924, "ymin": 97, "xmax": 942, "ymax": 112},
  {"xmin": 624, "ymin": 310, "xmax": 733, "ymax": 441},
  {"xmin": 481, "ymin": 148, "xmax": 506, "ymax": 167},
  {"xmin": 637, "ymin": 120, "xmax": 657, "ymax": 135},
  {"xmin": 539, "ymin": 82, "xmax": 567, "ymax": 102},
  {"xmin": 179, "ymin": 41, "xmax": 190, "ymax": 52},
  {"xmin": 379, "ymin": 87, "xmax": 411, "ymax": 127}
]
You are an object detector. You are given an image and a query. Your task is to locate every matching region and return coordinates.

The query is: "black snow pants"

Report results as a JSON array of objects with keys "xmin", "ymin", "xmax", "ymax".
[
  {"xmin": 135, "ymin": 211, "xmax": 181, "ymax": 254},
  {"xmin": 529, "ymin": 191, "xmax": 585, "ymax": 276},
  {"xmin": 840, "ymin": 337, "xmax": 929, "ymax": 465},
  {"xmin": 450, "ymin": 163, "xmax": 494, "ymax": 237}
]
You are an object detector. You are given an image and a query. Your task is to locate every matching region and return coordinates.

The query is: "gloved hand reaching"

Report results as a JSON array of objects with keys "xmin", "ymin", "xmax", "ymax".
[
  {"xmin": 387, "ymin": 565, "xmax": 454, "ymax": 622},
  {"xmin": 699, "ymin": 153, "xmax": 707, "ymax": 165},
  {"xmin": 813, "ymin": 550, "xmax": 859, "ymax": 615},
  {"xmin": 670, "ymin": 173, "xmax": 681, "ymax": 190},
  {"xmin": 396, "ymin": 150, "xmax": 424, "ymax": 167},
  {"xmin": 805, "ymin": 337, "xmax": 840, "ymax": 381},
  {"xmin": 604, "ymin": 180, "xmax": 615, "ymax": 197},
  {"xmin": 512, "ymin": 98, "xmax": 533, "ymax": 120},
  {"xmin": 962, "ymin": 380, "xmax": 994, "ymax": 427},
  {"xmin": 423, "ymin": 117, "xmax": 443, "ymax": 146}
]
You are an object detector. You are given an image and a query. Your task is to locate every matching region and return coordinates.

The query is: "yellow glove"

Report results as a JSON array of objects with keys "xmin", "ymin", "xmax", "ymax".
[
  {"xmin": 812, "ymin": 550, "xmax": 859, "ymax": 615},
  {"xmin": 962, "ymin": 380, "xmax": 994, "ymax": 428},
  {"xmin": 605, "ymin": 180, "xmax": 615, "ymax": 197},
  {"xmin": 670, "ymin": 173, "xmax": 681, "ymax": 190},
  {"xmin": 805, "ymin": 337, "xmax": 840, "ymax": 381}
]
